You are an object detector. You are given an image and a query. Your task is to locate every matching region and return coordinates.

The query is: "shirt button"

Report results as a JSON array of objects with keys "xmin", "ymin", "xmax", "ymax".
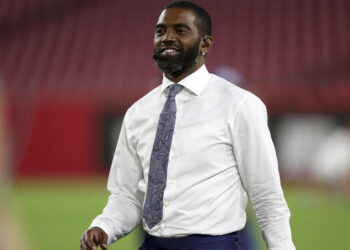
[
  {"xmin": 164, "ymin": 201, "xmax": 169, "ymax": 207},
  {"xmin": 169, "ymin": 180, "xmax": 173, "ymax": 185}
]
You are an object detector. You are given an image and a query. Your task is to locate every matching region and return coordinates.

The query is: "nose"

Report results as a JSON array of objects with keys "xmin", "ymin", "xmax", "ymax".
[{"xmin": 162, "ymin": 29, "xmax": 175, "ymax": 42}]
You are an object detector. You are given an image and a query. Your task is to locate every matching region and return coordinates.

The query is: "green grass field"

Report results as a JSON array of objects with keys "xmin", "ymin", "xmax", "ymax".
[{"xmin": 6, "ymin": 179, "xmax": 350, "ymax": 250}]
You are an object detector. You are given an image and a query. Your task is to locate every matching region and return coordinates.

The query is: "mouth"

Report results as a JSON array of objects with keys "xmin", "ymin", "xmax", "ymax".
[{"xmin": 160, "ymin": 46, "xmax": 181, "ymax": 56}]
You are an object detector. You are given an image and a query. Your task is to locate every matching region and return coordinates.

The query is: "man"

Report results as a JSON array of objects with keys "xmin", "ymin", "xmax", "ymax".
[{"xmin": 80, "ymin": 1, "xmax": 295, "ymax": 249}]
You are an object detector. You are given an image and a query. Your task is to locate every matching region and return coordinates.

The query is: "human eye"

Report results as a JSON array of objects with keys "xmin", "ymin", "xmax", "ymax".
[
  {"xmin": 155, "ymin": 27, "xmax": 165, "ymax": 36},
  {"xmin": 176, "ymin": 28, "xmax": 187, "ymax": 35}
]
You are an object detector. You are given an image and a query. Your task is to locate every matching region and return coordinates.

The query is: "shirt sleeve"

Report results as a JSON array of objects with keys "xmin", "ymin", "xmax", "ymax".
[
  {"xmin": 230, "ymin": 94, "xmax": 295, "ymax": 250},
  {"xmin": 90, "ymin": 110, "xmax": 144, "ymax": 246}
]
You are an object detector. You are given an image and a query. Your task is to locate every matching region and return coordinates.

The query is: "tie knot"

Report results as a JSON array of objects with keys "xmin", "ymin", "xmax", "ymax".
[{"xmin": 167, "ymin": 84, "xmax": 184, "ymax": 98}]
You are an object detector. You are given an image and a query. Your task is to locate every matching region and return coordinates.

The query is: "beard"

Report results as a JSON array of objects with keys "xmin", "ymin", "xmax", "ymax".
[{"xmin": 153, "ymin": 39, "xmax": 201, "ymax": 76}]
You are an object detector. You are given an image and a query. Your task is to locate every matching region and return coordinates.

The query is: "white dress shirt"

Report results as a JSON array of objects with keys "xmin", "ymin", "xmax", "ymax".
[{"xmin": 90, "ymin": 65, "xmax": 295, "ymax": 250}]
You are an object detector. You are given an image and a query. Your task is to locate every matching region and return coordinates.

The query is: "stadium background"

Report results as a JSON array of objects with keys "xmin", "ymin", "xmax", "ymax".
[{"xmin": 0, "ymin": 0, "xmax": 349, "ymax": 249}]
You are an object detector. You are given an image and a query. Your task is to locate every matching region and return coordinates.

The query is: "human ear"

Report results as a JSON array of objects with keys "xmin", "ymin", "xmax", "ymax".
[{"xmin": 200, "ymin": 35, "xmax": 213, "ymax": 56}]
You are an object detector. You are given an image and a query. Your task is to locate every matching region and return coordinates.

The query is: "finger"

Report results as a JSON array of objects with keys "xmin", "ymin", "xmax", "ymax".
[
  {"xmin": 91, "ymin": 233, "xmax": 100, "ymax": 250},
  {"xmin": 80, "ymin": 237, "xmax": 87, "ymax": 250},
  {"xmin": 85, "ymin": 232, "xmax": 97, "ymax": 249},
  {"xmin": 99, "ymin": 232, "xmax": 108, "ymax": 249}
]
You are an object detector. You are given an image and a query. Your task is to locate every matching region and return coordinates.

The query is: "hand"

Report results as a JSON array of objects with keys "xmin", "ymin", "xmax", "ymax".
[{"xmin": 80, "ymin": 227, "xmax": 108, "ymax": 250}]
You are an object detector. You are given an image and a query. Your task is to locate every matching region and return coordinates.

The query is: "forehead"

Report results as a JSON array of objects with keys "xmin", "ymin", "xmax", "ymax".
[{"xmin": 157, "ymin": 7, "xmax": 196, "ymax": 27}]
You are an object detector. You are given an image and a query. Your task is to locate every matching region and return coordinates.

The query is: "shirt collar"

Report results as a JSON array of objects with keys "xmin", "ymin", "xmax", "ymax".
[{"xmin": 161, "ymin": 65, "xmax": 210, "ymax": 96}]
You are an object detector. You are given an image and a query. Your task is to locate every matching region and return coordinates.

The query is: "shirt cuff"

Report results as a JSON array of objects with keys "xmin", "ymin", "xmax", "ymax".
[{"xmin": 89, "ymin": 218, "xmax": 118, "ymax": 246}]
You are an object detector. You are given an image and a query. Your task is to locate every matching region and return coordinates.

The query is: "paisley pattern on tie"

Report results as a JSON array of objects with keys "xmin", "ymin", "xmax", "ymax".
[{"xmin": 143, "ymin": 84, "xmax": 184, "ymax": 229}]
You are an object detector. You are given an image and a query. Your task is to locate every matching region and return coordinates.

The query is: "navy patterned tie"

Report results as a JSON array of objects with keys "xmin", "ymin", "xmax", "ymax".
[{"xmin": 143, "ymin": 84, "xmax": 184, "ymax": 229}]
